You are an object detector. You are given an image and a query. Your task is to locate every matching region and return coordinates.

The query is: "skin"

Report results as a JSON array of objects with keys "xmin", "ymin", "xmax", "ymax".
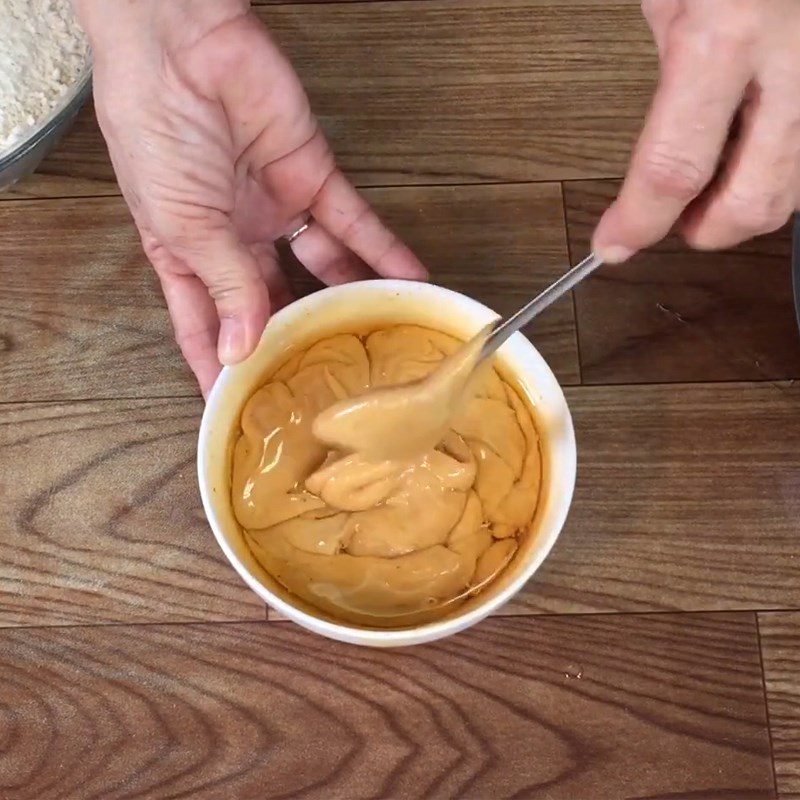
[
  {"xmin": 594, "ymin": 0, "xmax": 800, "ymax": 263},
  {"xmin": 73, "ymin": 0, "xmax": 426, "ymax": 396},
  {"xmin": 74, "ymin": 0, "xmax": 800, "ymax": 393}
]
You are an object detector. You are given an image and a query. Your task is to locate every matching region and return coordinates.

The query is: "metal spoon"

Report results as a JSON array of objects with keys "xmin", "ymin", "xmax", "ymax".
[
  {"xmin": 481, "ymin": 252, "xmax": 603, "ymax": 360},
  {"xmin": 313, "ymin": 253, "xmax": 603, "ymax": 458}
]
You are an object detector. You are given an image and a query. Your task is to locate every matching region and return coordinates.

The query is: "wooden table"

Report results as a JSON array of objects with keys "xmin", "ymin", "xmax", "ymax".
[{"xmin": 2, "ymin": 1, "xmax": 799, "ymax": 798}]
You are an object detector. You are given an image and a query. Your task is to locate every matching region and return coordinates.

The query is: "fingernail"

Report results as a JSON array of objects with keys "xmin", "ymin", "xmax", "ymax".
[
  {"xmin": 596, "ymin": 245, "xmax": 634, "ymax": 264},
  {"xmin": 218, "ymin": 317, "xmax": 246, "ymax": 365}
]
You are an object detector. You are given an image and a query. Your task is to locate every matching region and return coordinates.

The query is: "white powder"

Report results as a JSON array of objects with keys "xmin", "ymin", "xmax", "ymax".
[{"xmin": 0, "ymin": 0, "xmax": 88, "ymax": 155}]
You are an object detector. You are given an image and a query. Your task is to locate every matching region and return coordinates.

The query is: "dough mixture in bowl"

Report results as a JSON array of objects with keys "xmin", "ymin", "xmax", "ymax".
[{"xmin": 231, "ymin": 324, "xmax": 542, "ymax": 627}]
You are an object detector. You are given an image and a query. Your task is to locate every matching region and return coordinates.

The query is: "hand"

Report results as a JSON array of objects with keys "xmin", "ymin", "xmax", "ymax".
[
  {"xmin": 76, "ymin": 0, "xmax": 426, "ymax": 396},
  {"xmin": 593, "ymin": 0, "xmax": 800, "ymax": 262}
]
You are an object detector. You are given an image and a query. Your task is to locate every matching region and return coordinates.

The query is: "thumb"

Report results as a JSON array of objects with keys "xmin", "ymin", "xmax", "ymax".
[
  {"xmin": 591, "ymin": 202, "xmax": 637, "ymax": 264},
  {"xmin": 165, "ymin": 226, "xmax": 271, "ymax": 366}
]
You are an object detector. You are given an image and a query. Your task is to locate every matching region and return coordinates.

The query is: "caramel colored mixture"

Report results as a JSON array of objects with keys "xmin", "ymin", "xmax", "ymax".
[
  {"xmin": 313, "ymin": 323, "xmax": 492, "ymax": 461},
  {"xmin": 231, "ymin": 325, "xmax": 541, "ymax": 627}
]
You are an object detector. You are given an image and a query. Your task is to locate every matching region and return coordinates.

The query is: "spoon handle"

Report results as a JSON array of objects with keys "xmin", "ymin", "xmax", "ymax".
[{"xmin": 481, "ymin": 252, "xmax": 603, "ymax": 359}]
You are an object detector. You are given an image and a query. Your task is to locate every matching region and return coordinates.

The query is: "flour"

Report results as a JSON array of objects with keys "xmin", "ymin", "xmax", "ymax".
[{"xmin": 0, "ymin": 0, "xmax": 88, "ymax": 155}]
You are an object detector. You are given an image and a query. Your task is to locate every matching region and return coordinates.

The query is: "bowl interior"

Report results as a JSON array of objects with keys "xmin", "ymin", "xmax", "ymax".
[
  {"xmin": 0, "ymin": 64, "xmax": 92, "ymax": 166},
  {"xmin": 198, "ymin": 281, "xmax": 576, "ymax": 645}
]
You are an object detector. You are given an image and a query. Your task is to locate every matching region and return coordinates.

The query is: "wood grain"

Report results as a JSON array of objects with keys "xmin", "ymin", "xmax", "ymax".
[
  {"xmin": 0, "ymin": 398, "xmax": 264, "ymax": 626},
  {"xmin": 564, "ymin": 180, "xmax": 800, "ymax": 384},
  {"xmin": 0, "ymin": 197, "xmax": 194, "ymax": 402},
  {"xmin": 235, "ymin": 0, "xmax": 654, "ymax": 186},
  {"xmin": 506, "ymin": 380, "xmax": 800, "ymax": 616},
  {"xmin": 295, "ymin": 181, "xmax": 580, "ymax": 384},
  {"xmin": 0, "ymin": 184, "xmax": 577, "ymax": 402},
  {"xmin": 271, "ymin": 380, "xmax": 800, "ymax": 621},
  {"xmin": 3, "ymin": 0, "xmax": 654, "ymax": 199},
  {"xmin": 759, "ymin": 612, "xmax": 800, "ymax": 800},
  {"xmin": 0, "ymin": 613, "xmax": 775, "ymax": 799},
  {"xmin": 2, "ymin": 0, "xmax": 797, "ymax": 789}
]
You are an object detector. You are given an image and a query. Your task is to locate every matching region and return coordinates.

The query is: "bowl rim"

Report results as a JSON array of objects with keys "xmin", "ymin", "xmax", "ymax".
[
  {"xmin": 198, "ymin": 280, "xmax": 577, "ymax": 646},
  {"xmin": 0, "ymin": 63, "xmax": 93, "ymax": 166}
]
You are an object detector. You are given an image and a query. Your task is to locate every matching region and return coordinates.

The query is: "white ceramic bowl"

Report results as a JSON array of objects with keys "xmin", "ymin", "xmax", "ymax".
[{"xmin": 198, "ymin": 280, "xmax": 576, "ymax": 647}]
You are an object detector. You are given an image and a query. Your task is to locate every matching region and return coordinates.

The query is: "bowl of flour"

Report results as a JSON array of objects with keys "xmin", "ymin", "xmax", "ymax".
[{"xmin": 0, "ymin": 0, "xmax": 90, "ymax": 191}]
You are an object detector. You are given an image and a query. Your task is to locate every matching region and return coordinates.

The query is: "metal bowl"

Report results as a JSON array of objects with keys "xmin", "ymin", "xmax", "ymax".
[{"xmin": 0, "ymin": 65, "xmax": 92, "ymax": 193}]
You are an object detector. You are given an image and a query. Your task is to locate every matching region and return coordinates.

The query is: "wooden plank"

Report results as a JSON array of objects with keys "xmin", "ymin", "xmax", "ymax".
[
  {"xmin": 0, "ymin": 398, "xmax": 265, "ymax": 626},
  {"xmin": 507, "ymin": 380, "xmax": 800, "ymax": 616},
  {"xmin": 227, "ymin": 0, "xmax": 653, "ymax": 186},
  {"xmin": 3, "ymin": 0, "xmax": 654, "ymax": 199},
  {"xmin": 270, "ymin": 380, "xmax": 800, "ymax": 621},
  {"xmin": 352, "ymin": 182, "xmax": 579, "ymax": 383},
  {"xmin": 6, "ymin": 381, "xmax": 795, "ymax": 626},
  {"xmin": 0, "ymin": 183, "xmax": 577, "ymax": 402},
  {"xmin": 564, "ymin": 180, "xmax": 800, "ymax": 384},
  {"xmin": 0, "ymin": 197, "xmax": 194, "ymax": 402},
  {"xmin": 0, "ymin": 613, "xmax": 775, "ymax": 798},
  {"xmin": 760, "ymin": 612, "xmax": 800, "ymax": 800}
]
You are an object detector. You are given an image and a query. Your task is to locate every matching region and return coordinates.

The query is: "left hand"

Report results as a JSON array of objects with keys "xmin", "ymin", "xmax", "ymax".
[
  {"xmin": 593, "ymin": 0, "xmax": 800, "ymax": 262},
  {"xmin": 76, "ymin": 0, "xmax": 426, "ymax": 396}
]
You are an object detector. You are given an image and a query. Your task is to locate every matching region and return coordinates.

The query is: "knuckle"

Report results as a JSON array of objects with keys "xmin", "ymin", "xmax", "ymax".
[
  {"xmin": 340, "ymin": 204, "xmax": 373, "ymax": 242},
  {"xmin": 139, "ymin": 230, "xmax": 175, "ymax": 274},
  {"xmin": 707, "ymin": 26, "xmax": 755, "ymax": 57},
  {"xmin": 723, "ymin": 190, "xmax": 792, "ymax": 233},
  {"xmin": 207, "ymin": 274, "xmax": 266, "ymax": 316},
  {"xmin": 638, "ymin": 144, "xmax": 712, "ymax": 200},
  {"xmin": 670, "ymin": 6, "xmax": 757, "ymax": 59},
  {"xmin": 207, "ymin": 281, "xmax": 243, "ymax": 305},
  {"xmin": 172, "ymin": 323, "xmax": 211, "ymax": 363},
  {"xmin": 139, "ymin": 232, "xmax": 161, "ymax": 261},
  {"xmin": 709, "ymin": 7, "xmax": 758, "ymax": 48},
  {"xmin": 762, "ymin": 54, "xmax": 800, "ymax": 94}
]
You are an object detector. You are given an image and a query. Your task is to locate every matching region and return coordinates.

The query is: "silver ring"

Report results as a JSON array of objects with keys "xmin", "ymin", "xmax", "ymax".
[{"xmin": 284, "ymin": 218, "xmax": 312, "ymax": 245}]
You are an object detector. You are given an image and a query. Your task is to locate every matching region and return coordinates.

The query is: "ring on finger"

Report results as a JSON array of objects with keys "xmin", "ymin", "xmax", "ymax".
[{"xmin": 283, "ymin": 217, "xmax": 313, "ymax": 245}]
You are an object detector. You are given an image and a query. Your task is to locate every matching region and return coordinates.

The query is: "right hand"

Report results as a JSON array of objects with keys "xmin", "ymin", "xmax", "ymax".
[
  {"xmin": 75, "ymin": 0, "xmax": 427, "ymax": 396},
  {"xmin": 593, "ymin": 0, "xmax": 800, "ymax": 263}
]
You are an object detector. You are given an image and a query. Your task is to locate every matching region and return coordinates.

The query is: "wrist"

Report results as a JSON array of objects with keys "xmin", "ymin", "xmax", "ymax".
[{"xmin": 72, "ymin": 0, "xmax": 249, "ymax": 54}]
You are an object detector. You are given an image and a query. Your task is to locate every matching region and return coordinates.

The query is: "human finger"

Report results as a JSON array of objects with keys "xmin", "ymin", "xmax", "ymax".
[
  {"xmin": 159, "ymin": 220, "xmax": 271, "ymax": 367},
  {"xmin": 140, "ymin": 230, "xmax": 222, "ymax": 397},
  {"xmin": 310, "ymin": 169, "xmax": 427, "ymax": 280},
  {"xmin": 158, "ymin": 270, "xmax": 222, "ymax": 398},
  {"xmin": 641, "ymin": 0, "xmax": 680, "ymax": 57},
  {"xmin": 289, "ymin": 221, "xmax": 373, "ymax": 285},
  {"xmin": 250, "ymin": 241, "xmax": 294, "ymax": 312},
  {"xmin": 681, "ymin": 89, "xmax": 800, "ymax": 249},
  {"xmin": 592, "ymin": 18, "xmax": 752, "ymax": 261}
]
